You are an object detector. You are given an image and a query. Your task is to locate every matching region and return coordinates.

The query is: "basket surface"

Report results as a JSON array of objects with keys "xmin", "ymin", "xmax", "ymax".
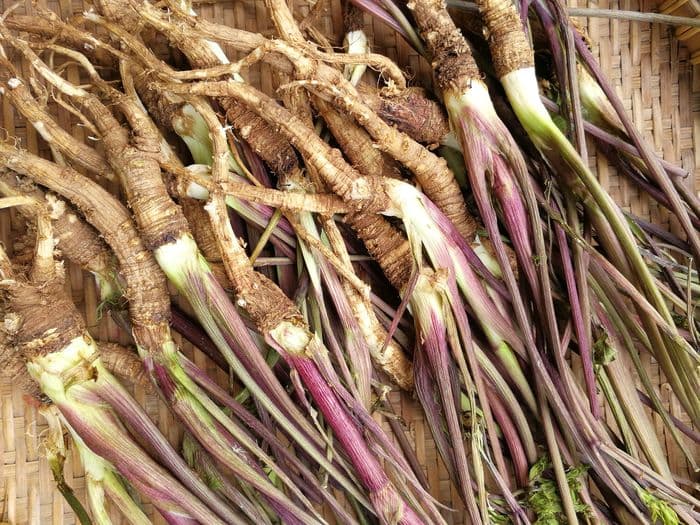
[{"xmin": 0, "ymin": 0, "xmax": 698, "ymax": 523}]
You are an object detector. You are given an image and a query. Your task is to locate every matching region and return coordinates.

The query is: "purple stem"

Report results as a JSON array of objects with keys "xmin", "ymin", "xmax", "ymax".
[
  {"xmin": 533, "ymin": 1, "xmax": 567, "ymax": 111},
  {"xmin": 188, "ymin": 268, "xmax": 334, "ymax": 459},
  {"xmin": 553, "ymin": 224, "xmax": 599, "ymax": 418},
  {"xmin": 180, "ymin": 355, "xmax": 361, "ymax": 524},
  {"xmin": 58, "ymin": 401, "xmax": 226, "ymax": 524},
  {"xmin": 170, "ymin": 306, "xmax": 229, "ymax": 373},
  {"xmin": 156, "ymin": 511, "xmax": 200, "ymax": 525},
  {"xmin": 349, "ymin": 0, "xmax": 413, "ymax": 41},
  {"xmin": 570, "ymin": 19, "xmax": 700, "ymax": 271},
  {"xmin": 637, "ymin": 391, "xmax": 700, "ymax": 443},
  {"xmin": 628, "ymin": 215, "xmax": 691, "ymax": 252},
  {"xmin": 286, "ymin": 355, "xmax": 424, "ymax": 525},
  {"xmin": 299, "ymin": 341, "xmax": 443, "ymax": 524},
  {"xmin": 147, "ymin": 360, "xmax": 321, "ymax": 522},
  {"xmin": 97, "ymin": 375, "xmax": 242, "ymax": 523},
  {"xmin": 378, "ymin": 392, "xmax": 430, "ymax": 488},
  {"xmin": 487, "ymin": 389, "xmax": 529, "ymax": 487},
  {"xmin": 416, "ymin": 305, "xmax": 477, "ymax": 515}
]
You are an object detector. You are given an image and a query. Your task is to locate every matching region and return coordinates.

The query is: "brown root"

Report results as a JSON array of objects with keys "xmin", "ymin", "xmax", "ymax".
[
  {"xmin": 0, "ymin": 339, "xmax": 41, "ymax": 399},
  {"xmin": 0, "ymin": 172, "xmax": 117, "ymax": 286},
  {"xmin": 0, "ymin": 257, "xmax": 83, "ymax": 361},
  {"xmin": 407, "ymin": 0, "xmax": 481, "ymax": 90},
  {"xmin": 1, "ymin": 33, "xmax": 192, "ymax": 252},
  {"xmin": 113, "ymin": 0, "xmax": 301, "ymax": 178},
  {"xmin": 4, "ymin": 12, "xmax": 121, "ymax": 69},
  {"xmin": 476, "ymin": 0, "xmax": 534, "ymax": 77},
  {"xmin": 344, "ymin": 211, "xmax": 413, "ymax": 291},
  {"xmin": 316, "ymin": 98, "xmax": 403, "ymax": 180},
  {"xmin": 0, "ymin": 143, "xmax": 172, "ymax": 352},
  {"xmin": 180, "ymin": 197, "xmax": 223, "ymax": 262},
  {"xmin": 98, "ymin": 342, "xmax": 153, "ymax": 390},
  {"xmin": 125, "ymin": 4, "xmax": 476, "ymax": 241},
  {"xmin": 357, "ymin": 85, "xmax": 450, "ymax": 146},
  {"xmin": 164, "ymin": 80, "xmax": 387, "ymax": 210},
  {"xmin": 0, "ymin": 58, "xmax": 114, "ymax": 180}
]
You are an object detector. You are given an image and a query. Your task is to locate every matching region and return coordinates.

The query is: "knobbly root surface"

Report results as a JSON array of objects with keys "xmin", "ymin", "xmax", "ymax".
[
  {"xmin": 181, "ymin": 198, "xmax": 223, "ymax": 262},
  {"xmin": 0, "ymin": 173, "xmax": 116, "ymax": 282},
  {"xmin": 345, "ymin": 211, "xmax": 413, "ymax": 291},
  {"xmin": 221, "ymin": 99, "xmax": 301, "ymax": 178},
  {"xmin": 98, "ymin": 343, "xmax": 153, "ymax": 390},
  {"xmin": 477, "ymin": 0, "xmax": 534, "ymax": 78},
  {"xmin": 0, "ymin": 144, "xmax": 172, "ymax": 350},
  {"xmin": 358, "ymin": 85, "xmax": 450, "ymax": 145},
  {"xmin": 317, "ymin": 98, "xmax": 403, "ymax": 180},
  {"xmin": 5, "ymin": 276, "xmax": 85, "ymax": 360},
  {"xmin": 407, "ymin": 0, "xmax": 480, "ymax": 90}
]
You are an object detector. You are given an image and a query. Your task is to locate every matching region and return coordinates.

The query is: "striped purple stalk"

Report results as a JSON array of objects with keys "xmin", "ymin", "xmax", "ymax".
[
  {"xmin": 141, "ymin": 356, "xmax": 324, "ymax": 522},
  {"xmin": 96, "ymin": 372, "xmax": 247, "ymax": 521},
  {"xmin": 536, "ymin": 0, "xmax": 700, "ymax": 275},
  {"xmin": 160, "ymin": 240, "xmax": 369, "ymax": 503},
  {"xmin": 448, "ymin": 96, "xmax": 540, "ymax": 300},
  {"xmin": 296, "ymin": 212, "xmax": 372, "ymax": 404},
  {"xmin": 411, "ymin": 272, "xmax": 480, "ymax": 520},
  {"xmin": 56, "ymin": 395, "xmax": 226, "ymax": 524},
  {"xmin": 553, "ymin": 223, "xmax": 599, "ymax": 417},
  {"xmin": 383, "ymin": 180, "xmax": 537, "ymax": 411},
  {"xmin": 285, "ymin": 353, "xmax": 426, "ymax": 525},
  {"xmin": 179, "ymin": 355, "xmax": 365, "ymax": 524}
]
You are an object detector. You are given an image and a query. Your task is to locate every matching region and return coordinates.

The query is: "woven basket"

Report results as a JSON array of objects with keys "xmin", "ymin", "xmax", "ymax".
[{"xmin": 0, "ymin": 0, "xmax": 698, "ymax": 523}]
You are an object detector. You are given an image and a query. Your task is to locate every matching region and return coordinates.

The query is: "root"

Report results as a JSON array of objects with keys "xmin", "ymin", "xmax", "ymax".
[
  {"xmin": 113, "ymin": 0, "xmax": 301, "ymax": 178},
  {"xmin": 317, "ymin": 97, "xmax": 402, "ymax": 180},
  {"xmin": 0, "ymin": 172, "xmax": 117, "ymax": 287},
  {"xmin": 344, "ymin": 211, "xmax": 413, "ymax": 291},
  {"xmin": 406, "ymin": 0, "xmax": 481, "ymax": 90},
  {"xmin": 301, "ymin": 78, "xmax": 477, "ymax": 239},
  {"xmin": 357, "ymin": 85, "xmax": 450, "ymax": 146},
  {"xmin": 98, "ymin": 342, "xmax": 153, "ymax": 390},
  {"xmin": 124, "ymin": 2, "xmax": 476, "ymax": 241},
  {"xmin": 476, "ymin": 0, "xmax": 533, "ymax": 78},
  {"xmin": 0, "ymin": 143, "xmax": 171, "ymax": 351},
  {"xmin": 0, "ymin": 55, "xmax": 114, "ymax": 179},
  {"xmin": 0, "ymin": 213, "xmax": 81, "ymax": 360}
]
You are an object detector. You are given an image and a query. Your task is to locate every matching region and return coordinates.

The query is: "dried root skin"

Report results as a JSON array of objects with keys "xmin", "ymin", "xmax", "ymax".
[
  {"xmin": 0, "ymin": 70, "xmax": 112, "ymax": 179},
  {"xmin": 0, "ymin": 172, "xmax": 116, "ymax": 283},
  {"xmin": 220, "ymin": 98, "xmax": 300, "ymax": 177},
  {"xmin": 130, "ymin": 70, "xmax": 231, "ymax": 270},
  {"xmin": 375, "ymin": 343, "xmax": 414, "ymax": 390},
  {"xmin": 131, "ymin": 73, "xmax": 189, "ymax": 133},
  {"xmin": 477, "ymin": 0, "xmax": 534, "ymax": 77},
  {"xmin": 5, "ymin": 13, "xmax": 118, "ymax": 69},
  {"xmin": 317, "ymin": 98, "xmax": 402, "ymax": 180},
  {"xmin": 295, "ymin": 101, "xmax": 414, "ymax": 387},
  {"xmin": 357, "ymin": 85, "xmax": 450, "ymax": 146},
  {"xmin": 4, "ymin": 275, "xmax": 85, "ymax": 360},
  {"xmin": 313, "ymin": 97, "xmax": 414, "ymax": 290},
  {"xmin": 81, "ymin": 93, "xmax": 191, "ymax": 251},
  {"xmin": 50, "ymin": 201, "xmax": 115, "ymax": 280},
  {"xmin": 0, "ymin": 335, "xmax": 42, "ymax": 399},
  {"xmin": 170, "ymin": 80, "xmax": 388, "ymax": 209},
  {"xmin": 206, "ymin": 199, "xmax": 302, "ymax": 337},
  {"xmin": 0, "ymin": 144, "xmax": 172, "ymax": 350},
  {"xmin": 181, "ymin": 198, "xmax": 222, "ymax": 262},
  {"xmin": 306, "ymin": 68, "xmax": 476, "ymax": 239},
  {"xmin": 132, "ymin": 4, "xmax": 300, "ymax": 178},
  {"xmin": 98, "ymin": 342, "xmax": 153, "ymax": 390},
  {"xmin": 407, "ymin": 0, "xmax": 480, "ymax": 90},
  {"xmin": 345, "ymin": 211, "xmax": 413, "ymax": 291}
]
